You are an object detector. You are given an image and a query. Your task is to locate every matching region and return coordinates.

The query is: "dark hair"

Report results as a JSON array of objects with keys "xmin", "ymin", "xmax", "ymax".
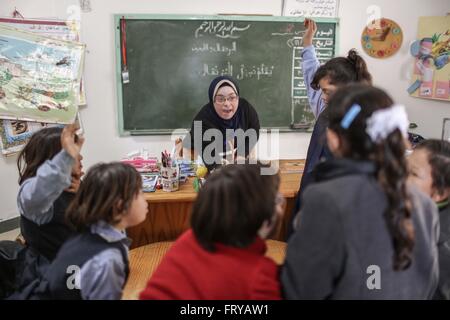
[
  {"xmin": 328, "ymin": 84, "xmax": 413, "ymax": 271},
  {"xmin": 17, "ymin": 127, "xmax": 64, "ymax": 185},
  {"xmin": 66, "ymin": 162, "xmax": 142, "ymax": 231},
  {"xmin": 311, "ymin": 49, "xmax": 372, "ymax": 90},
  {"xmin": 191, "ymin": 163, "xmax": 280, "ymax": 252},
  {"xmin": 415, "ymin": 139, "xmax": 450, "ymax": 197}
]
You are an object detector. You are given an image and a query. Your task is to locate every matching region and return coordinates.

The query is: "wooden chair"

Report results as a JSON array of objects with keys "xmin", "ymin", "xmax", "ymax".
[{"xmin": 122, "ymin": 239, "xmax": 287, "ymax": 300}]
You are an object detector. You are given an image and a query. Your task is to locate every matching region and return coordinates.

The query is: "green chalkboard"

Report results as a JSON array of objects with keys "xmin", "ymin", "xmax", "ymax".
[{"xmin": 115, "ymin": 15, "xmax": 339, "ymax": 135}]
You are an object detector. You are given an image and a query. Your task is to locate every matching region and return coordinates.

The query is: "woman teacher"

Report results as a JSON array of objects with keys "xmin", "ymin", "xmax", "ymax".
[{"xmin": 184, "ymin": 76, "xmax": 260, "ymax": 170}]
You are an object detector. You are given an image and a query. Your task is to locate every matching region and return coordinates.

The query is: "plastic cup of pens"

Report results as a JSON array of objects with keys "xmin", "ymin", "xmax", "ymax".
[{"xmin": 161, "ymin": 152, "xmax": 179, "ymax": 192}]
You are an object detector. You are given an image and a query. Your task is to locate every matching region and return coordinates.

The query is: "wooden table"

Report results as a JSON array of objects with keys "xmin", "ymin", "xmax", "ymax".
[{"xmin": 127, "ymin": 160, "xmax": 304, "ymax": 249}]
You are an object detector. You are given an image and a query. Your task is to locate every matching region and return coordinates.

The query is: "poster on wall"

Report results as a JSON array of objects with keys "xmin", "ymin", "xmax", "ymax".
[
  {"xmin": 0, "ymin": 119, "xmax": 62, "ymax": 156},
  {"xmin": 0, "ymin": 25, "xmax": 85, "ymax": 124},
  {"xmin": 0, "ymin": 111, "xmax": 82, "ymax": 156},
  {"xmin": 0, "ymin": 17, "xmax": 86, "ymax": 106},
  {"xmin": 408, "ymin": 16, "xmax": 450, "ymax": 102},
  {"xmin": 282, "ymin": 0, "xmax": 339, "ymax": 18}
]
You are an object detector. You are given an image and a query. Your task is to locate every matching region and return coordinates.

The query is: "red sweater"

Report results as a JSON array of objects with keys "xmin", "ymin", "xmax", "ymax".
[{"xmin": 139, "ymin": 229, "xmax": 281, "ymax": 300}]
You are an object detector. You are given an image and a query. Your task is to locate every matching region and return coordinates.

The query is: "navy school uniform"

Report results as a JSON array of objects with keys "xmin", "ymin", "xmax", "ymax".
[
  {"xmin": 285, "ymin": 45, "xmax": 333, "ymax": 240},
  {"xmin": 287, "ymin": 110, "xmax": 333, "ymax": 239},
  {"xmin": 12, "ymin": 221, "xmax": 130, "ymax": 300},
  {"xmin": 15, "ymin": 150, "xmax": 77, "ymax": 291}
]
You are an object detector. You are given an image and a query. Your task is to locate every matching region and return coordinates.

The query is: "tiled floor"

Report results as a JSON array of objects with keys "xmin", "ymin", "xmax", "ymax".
[{"xmin": 0, "ymin": 228, "xmax": 20, "ymax": 241}]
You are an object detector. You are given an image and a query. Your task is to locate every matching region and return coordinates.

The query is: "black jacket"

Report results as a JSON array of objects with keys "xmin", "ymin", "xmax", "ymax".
[
  {"xmin": 184, "ymin": 98, "xmax": 260, "ymax": 170},
  {"xmin": 286, "ymin": 110, "xmax": 333, "ymax": 239}
]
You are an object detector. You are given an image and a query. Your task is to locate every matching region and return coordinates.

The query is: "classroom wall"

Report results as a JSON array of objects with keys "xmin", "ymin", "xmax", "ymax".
[{"xmin": 0, "ymin": 0, "xmax": 449, "ymax": 223}]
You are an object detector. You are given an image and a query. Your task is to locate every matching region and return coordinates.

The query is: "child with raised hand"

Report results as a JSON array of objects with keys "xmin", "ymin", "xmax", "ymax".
[
  {"xmin": 282, "ymin": 84, "xmax": 439, "ymax": 299},
  {"xmin": 140, "ymin": 162, "xmax": 285, "ymax": 300},
  {"xmin": 287, "ymin": 18, "xmax": 373, "ymax": 239},
  {"xmin": 407, "ymin": 139, "xmax": 450, "ymax": 299},
  {"xmin": 18, "ymin": 162, "xmax": 148, "ymax": 299},
  {"xmin": 14, "ymin": 124, "xmax": 84, "ymax": 290}
]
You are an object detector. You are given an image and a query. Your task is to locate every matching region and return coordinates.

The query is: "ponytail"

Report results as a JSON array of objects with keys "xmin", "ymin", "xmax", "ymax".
[
  {"xmin": 311, "ymin": 49, "xmax": 373, "ymax": 90},
  {"xmin": 374, "ymin": 130, "xmax": 414, "ymax": 271},
  {"xmin": 346, "ymin": 49, "xmax": 372, "ymax": 85},
  {"xmin": 328, "ymin": 84, "xmax": 415, "ymax": 271}
]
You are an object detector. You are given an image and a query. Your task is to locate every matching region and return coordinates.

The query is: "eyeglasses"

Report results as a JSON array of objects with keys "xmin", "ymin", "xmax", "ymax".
[{"xmin": 214, "ymin": 95, "xmax": 238, "ymax": 104}]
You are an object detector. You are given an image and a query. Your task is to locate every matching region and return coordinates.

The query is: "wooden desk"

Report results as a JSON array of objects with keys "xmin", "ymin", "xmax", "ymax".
[{"xmin": 127, "ymin": 160, "xmax": 304, "ymax": 249}]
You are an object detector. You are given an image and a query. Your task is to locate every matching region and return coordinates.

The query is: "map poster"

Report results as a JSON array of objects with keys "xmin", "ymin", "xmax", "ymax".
[
  {"xmin": 0, "ymin": 24, "xmax": 85, "ymax": 124},
  {"xmin": 0, "ymin": 17, "xmax": 86, "ymax": 106}
]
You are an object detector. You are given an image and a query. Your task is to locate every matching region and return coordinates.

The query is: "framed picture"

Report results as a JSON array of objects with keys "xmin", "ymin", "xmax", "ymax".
[{"xmin": 443, "ymin": 118, "xmax": 450, "ymax": 142}]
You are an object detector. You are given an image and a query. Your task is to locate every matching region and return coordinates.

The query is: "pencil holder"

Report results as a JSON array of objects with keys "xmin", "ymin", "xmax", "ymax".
[{"xmin": 160, "ymin": 165, "xmax": 179, "ymax": 192}]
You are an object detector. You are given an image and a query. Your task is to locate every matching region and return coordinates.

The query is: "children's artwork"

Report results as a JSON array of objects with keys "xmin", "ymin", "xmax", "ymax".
[
  {"xmin": 0, "ymin": 119, "xmax": 62, "ymax": 155},
  {"xmin": 141, "ymin": 174, "xmax": 159, "ymax": 192},
  {"xmin": 282, "ymin": 0, "xmax": 339, "ymax": 18},
  {"xmin": 361, "ymin": 18, "xmax": 403, "ymax": 59},
  {"xmin": 0, "ymin": 25, "xmax": 85, "ymax": 124},
  {"xmin": 408, "ymin": 16, "xmax": 450, "ymax": 101},
  {"xmin": 0, "ymin": 17, "xmax": 86, "ymax": 106}
]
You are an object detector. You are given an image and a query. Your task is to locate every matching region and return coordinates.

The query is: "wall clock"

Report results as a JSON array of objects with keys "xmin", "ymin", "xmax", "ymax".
[{"xmin": 361, "ymin": 18, "xmax": 403, "ymax": 59}]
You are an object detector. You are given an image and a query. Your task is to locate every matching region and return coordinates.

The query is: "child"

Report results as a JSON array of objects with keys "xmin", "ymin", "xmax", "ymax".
[
  {"xmin": 140, "ymin": 163, "xmax": 284, "ymax": 299},
  {"xmin": 287, "ymin": 19, "xmax": 373, "ymax": 238},
  {"xmin": 14, "ymin": 124, "xmax": 83, "ymax": 291},
  {"xmin": 407, "ymin": 139, "xmax": 450, "ymax": 299},
  {"xmin": 282, "ymin": 84, "xmax": 439, "ymax": 299},
  {"xmin": 18, "ymin": 162, "xmax": 148, "ymax": 299}
]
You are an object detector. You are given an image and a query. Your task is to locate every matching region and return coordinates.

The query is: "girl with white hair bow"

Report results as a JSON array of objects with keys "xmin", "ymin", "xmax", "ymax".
[{"xmin": 282, "ymin": 84, "xmax": 439, "ymax": 300}]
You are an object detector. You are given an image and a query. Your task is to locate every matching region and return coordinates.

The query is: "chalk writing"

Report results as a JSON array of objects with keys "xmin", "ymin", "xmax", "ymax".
[
  {"xmin": 195, "ymin": 21, "xmax": 251, "ymax": 39},
  {"xmin": 199, "ymin": 62, "xmax": 275, "ymax": 80},
  {"xmin": 192, "ymin": 41, "xmax": 237, "ymax": 56}
]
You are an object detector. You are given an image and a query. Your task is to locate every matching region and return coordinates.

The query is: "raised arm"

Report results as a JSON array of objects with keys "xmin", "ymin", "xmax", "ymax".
[
  {"xmin": 17, "ymin": 124, "xmax": 84, "ymax": 225},
  {"xmin": 302, "ymin": 19, "xmax": 325, "ymax": 119}
]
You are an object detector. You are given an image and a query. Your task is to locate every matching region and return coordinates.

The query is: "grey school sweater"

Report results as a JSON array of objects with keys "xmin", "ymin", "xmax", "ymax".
[{"xmin": 281, "ymin": 159, "xmax": 439, "ymax": 300}]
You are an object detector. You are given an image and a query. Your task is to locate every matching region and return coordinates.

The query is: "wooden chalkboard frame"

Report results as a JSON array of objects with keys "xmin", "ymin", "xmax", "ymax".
[{"xmin": 114, "ymin": 14, "xmax": 340, "ymax": 136}]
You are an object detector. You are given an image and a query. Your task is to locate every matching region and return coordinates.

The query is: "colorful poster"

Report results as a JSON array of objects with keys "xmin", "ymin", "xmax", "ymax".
[
  {"xmin": 0, "ymin": 25, "xmax": 85, "ymax": 123},
  {"xmin": 0, "ymin": 17, "xmax": 86, "ymax": 106},
  {"xmin": 409, "ymin": 16, "xmax": 450, "ymax": 102},
  {"xmin": 0, "ymin": 111, "xmax": 82, "ymax": 156}
]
